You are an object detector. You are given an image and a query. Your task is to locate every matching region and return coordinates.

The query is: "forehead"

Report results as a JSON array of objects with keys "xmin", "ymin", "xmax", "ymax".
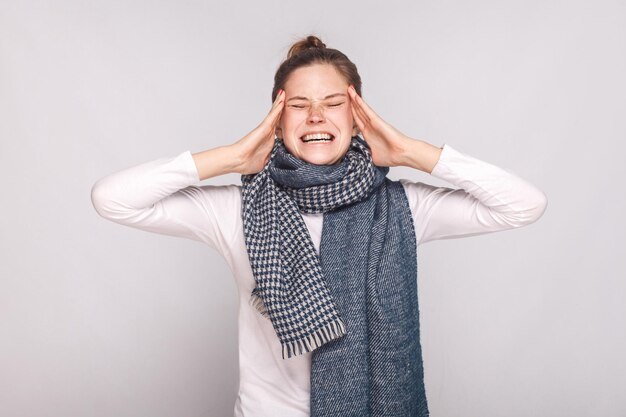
[{"xmin": 284, "ymin": 64, "xmax": 348, "ymax": 100}]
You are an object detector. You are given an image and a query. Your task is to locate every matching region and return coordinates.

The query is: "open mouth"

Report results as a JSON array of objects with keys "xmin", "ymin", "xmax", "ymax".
[{"xmin": 300, "ymin": 133, "xmax": 335, "ymax": 143}]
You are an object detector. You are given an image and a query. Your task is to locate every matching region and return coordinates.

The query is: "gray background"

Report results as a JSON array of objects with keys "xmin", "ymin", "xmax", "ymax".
[{"xmin": 1, "ymin": 0, "xmax": 624, "ymax": 416}]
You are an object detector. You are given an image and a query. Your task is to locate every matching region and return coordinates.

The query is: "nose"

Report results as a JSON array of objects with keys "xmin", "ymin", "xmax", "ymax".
[{"xmin": 307, "ymin": 102, "xmax": 325, "ymax": 123}]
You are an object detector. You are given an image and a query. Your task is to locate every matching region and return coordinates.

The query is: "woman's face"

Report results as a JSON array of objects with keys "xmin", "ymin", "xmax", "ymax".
[{"xmin": 276, "ymin": 63, "xmax": 358, "ymax": 165}]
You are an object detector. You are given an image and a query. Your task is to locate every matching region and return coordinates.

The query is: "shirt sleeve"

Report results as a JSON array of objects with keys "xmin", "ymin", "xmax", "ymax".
[
  {"xmin": 399, "ymin": 143, "xmax": 548, "ymax": 246},
  {"xmin": 90, "ymin": 150, "xmax": 240, "ymax": 258}
]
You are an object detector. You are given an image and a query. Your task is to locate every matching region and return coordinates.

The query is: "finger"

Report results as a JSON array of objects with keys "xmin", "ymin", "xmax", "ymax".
[
  {"xmin": 350, "ymin": 101, "xmax": 366, "ymax": 133},
  {"xmin": 348, "ymin": 85, "xmax": 376, "ymax": 122},
  {"xmin": 268, "ymin": 111, "xmax": 283, "ymax": 138},
  {"xmin": 268, "ymin": 89, "xmax": 285, "ymax": 115},
  {"xmin": 267, "ymin": 91, "xmax": 285, "ymax": 122},
  {"xmin": 351, "ymin": 95, "xmax": 370, "ymax": 127},
  {"xmin": 270, "ymin": 96, "xmax": 284, "ymax": 118},
  {"xmin": 348, "ymin": 86, "xmax": 371, "ymax": 125},
  {"xmin": 269, "ymin": 98, "xmax": 285, "ymax": 133},
  {"xmin": 347, "ymin": 89, "xmax": 365, "ymax": 129},
  {"xmin": 347, "ymin": 87, "xmax": 365, "ymax": 122}
]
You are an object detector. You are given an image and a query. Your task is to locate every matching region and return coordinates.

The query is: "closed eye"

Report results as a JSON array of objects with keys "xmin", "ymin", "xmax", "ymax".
[{"xmin": 289, "ymin": 102, "xmax": 344, "ymax": 109}]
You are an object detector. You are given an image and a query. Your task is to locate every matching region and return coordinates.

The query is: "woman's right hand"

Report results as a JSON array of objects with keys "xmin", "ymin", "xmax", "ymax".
[{"xmin": 232, "ymin": 89, "xmax": 285, "ymax": 175}]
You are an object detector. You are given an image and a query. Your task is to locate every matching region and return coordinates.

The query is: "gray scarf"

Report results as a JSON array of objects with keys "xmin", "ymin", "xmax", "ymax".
[{"xmin": 241, "ymin": 135, "xmax": 429, "ymax": 416}]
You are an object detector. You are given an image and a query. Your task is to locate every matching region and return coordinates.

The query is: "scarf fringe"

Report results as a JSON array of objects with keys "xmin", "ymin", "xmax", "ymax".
[
  {"xmin": 250, "ymin": 293, "xmax": 270, "ymax": 318},
  {"xmin": 250, "ymin": 290, "xmax": 348, "ymax": 359},
  {"xmin": 281, "ymin": 318, "xmax": 347, "ymax": 359}
]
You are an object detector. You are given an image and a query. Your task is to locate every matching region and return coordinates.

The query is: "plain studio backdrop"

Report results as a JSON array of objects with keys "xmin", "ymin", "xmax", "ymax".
[{"xmin": 1, "ymin": 0, "xmax": 624, "ymax": 416}]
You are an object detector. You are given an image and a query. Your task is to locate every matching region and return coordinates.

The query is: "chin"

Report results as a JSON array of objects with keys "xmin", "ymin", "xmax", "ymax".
[
  {"xmin": 283, "ymin": 138, "xmax": 349, "ymax": 165},
  {"xmin": 300, "ymin": 150, "xmax": 348, "ymax": 166},
  {"xmin": 303, "ymin": 156, "xmax": 339, "ymax": 166}
]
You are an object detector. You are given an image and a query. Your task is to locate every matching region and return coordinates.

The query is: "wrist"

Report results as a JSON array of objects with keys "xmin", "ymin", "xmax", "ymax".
[
  {"xmin": 225, "ymin": 143, "xmax": 247, "ymax": 175},
  {"xmin": 192, "ymin": 145, "xmax": 242, "ymax": 181},
  {"xmin": 397, "ymin": 137, "xmax": 443, "ymax": 174}
]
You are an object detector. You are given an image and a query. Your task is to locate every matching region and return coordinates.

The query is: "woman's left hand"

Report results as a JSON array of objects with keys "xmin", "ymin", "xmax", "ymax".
[{"xmin": 347, "ymin": 84, "xmax": 412, "ymax": 167}]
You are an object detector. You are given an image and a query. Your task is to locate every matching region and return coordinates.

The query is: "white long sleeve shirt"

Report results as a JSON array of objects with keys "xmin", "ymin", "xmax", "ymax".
[{"xmin": 90, "ymin": 143, "xmax": 548, "ymax": 417}]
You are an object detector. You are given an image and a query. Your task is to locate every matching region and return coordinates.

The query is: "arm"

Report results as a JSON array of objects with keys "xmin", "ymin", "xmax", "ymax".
[
  {"xmin": 90, "ymin": 149, "xmax": 241, "ymax": 257},
  {"xmin": 399, "ymin": 143, "xmax": 548, "ymax": 245},
  {"xmin": 90, "ymin": 88, "xmax": 287, "ymax": 254},
  {"xmin": 344, "ymin": 85, "xmax": 547, "ymax": 243}
]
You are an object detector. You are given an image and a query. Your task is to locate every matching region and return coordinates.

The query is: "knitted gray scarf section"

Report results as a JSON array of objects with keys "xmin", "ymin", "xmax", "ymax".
[{"xmin": 241, "ymin": 135, "xmax": 429, "ymax": 416}]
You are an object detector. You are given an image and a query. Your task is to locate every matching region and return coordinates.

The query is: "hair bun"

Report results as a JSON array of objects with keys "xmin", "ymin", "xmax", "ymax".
[{"xmin": 287, "ymin": 35, "xmax": 327, "ymax": 59}]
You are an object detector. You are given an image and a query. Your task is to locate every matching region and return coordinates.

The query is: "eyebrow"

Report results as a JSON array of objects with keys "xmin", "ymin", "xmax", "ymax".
[{"xmin": 286, "ymin": 93, "xmax": 347, "ymax": 102}]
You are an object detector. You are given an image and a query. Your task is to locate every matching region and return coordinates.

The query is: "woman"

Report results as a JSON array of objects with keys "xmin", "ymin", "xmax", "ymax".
[{"xmin": 91, "ymin": 35, "xmax": 548, "ymax": 417}]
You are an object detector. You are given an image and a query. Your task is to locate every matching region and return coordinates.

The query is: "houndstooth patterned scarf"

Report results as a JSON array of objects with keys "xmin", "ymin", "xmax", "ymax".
[{"xmin": 240, "ymin": 135, "xmax": 384, "ymax": 359}]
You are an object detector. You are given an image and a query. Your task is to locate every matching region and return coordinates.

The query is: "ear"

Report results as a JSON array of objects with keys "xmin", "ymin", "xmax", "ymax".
[
  {"xmin": 275, "ymin": 126, "xmax": 283, "ymax": 139},
  {"xmin": 352, "ymin": 124, "xmax": 359, "ymax": 137}
]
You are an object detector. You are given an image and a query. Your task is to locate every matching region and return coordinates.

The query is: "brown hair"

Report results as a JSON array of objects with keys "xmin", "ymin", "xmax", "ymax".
[{"xmin": 271, "ymin": 35, "xmax": 362, "ymax": 103}]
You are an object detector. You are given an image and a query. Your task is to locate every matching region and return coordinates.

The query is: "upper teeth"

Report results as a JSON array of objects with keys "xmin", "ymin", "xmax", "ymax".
[{"xmin": 302, "ymin": 133, "xmax": 334, "ymax": 141}]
